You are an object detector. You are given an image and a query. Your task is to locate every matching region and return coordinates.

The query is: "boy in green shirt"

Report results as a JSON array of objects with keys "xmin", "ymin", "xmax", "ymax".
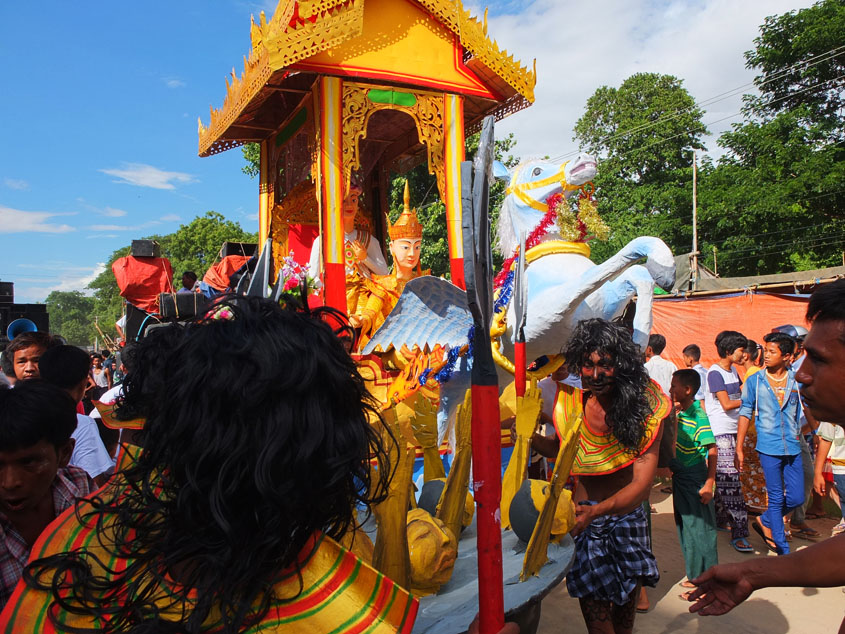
[{"xmin": 670, "ymin": 369, "xmax": 718, "ymax": 599}]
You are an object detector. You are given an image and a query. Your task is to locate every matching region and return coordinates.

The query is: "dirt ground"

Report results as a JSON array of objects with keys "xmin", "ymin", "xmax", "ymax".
[{"xmin": 535, "ymin": 482, "xmax": 845, "ymax": 633}]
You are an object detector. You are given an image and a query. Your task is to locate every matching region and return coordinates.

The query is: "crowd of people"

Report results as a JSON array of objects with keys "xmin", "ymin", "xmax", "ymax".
[{"xmin": 0, "ymin": 279, "xmax": 841, "ymax": 633}]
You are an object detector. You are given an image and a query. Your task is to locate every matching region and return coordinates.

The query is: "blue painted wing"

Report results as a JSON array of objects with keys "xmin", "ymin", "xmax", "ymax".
[{"xmin": 362, "ymin": 276, "xmax": 473, "ymax": 354}]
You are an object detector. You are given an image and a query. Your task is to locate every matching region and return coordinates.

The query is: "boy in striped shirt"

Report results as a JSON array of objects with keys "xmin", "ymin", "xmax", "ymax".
[{"xmin": 670, "ymin": 369, "xmax": 718, "ymax": 598}]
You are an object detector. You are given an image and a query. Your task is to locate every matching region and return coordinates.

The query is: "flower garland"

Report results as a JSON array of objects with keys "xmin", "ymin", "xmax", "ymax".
[{"xmin": 493, "ymin": 193, "xmax": 562, "ymax": 290}]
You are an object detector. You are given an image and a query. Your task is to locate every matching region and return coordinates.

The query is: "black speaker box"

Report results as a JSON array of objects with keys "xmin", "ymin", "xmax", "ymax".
[{"xmin": 131, "ymin": 240, "xmax": 161, "ymax": 258}]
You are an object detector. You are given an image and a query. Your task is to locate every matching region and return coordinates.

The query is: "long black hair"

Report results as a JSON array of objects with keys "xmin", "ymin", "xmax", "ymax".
[
  {"xmin": 24, "ymin": 295, "xmax": 392, "ymax": 633},
  {"xmin": 564, "ymin": 318, "xmax": 652, "ymax": 454}
]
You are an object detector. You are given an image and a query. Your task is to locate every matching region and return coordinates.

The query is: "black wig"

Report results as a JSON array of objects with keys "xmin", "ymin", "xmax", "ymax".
[
  {"xmin": 23, "ymin": 295, "xmax": 392, "ymax": 633},
  {"xmin": 564, "ymin": 318, "xmax": 653, "ymax": 454}
]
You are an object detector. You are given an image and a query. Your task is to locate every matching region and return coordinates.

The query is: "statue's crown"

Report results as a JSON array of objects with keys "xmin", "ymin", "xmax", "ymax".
[{"xmin": 388, "ymin": 180, "xmax": 424, "ymax": 240}]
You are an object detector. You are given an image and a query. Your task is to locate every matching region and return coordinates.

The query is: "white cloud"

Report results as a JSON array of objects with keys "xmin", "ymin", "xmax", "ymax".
[
  {"xmin": 160, "ymin": 213, "xmax": 181, "ymax": 222},
  {"xmin": 100, "ymin": 163, "xmax": 197, "ymax": 190},
  {"xmin": 102, "ymin": 206, "xmax": 128, "ymax": 217},
  {"xmin": 481, "ymin": 0, "xmax": 815, "ymax": 162},
  {"xmin": 88, "ymin": 219, "xmax": 161, "ymax": 232},
  {"xmin": 86, "ymin": 234, "xmax": 119, "ymax": 239},
  {"xmin": 3, "ymin": 178, "xmax": 29, "ymax": 191},
  {"xmin": 0, "ymin": 206, "xmax": 75, "ymax": 233},
  {"xmin": 12, "ymin": 262, "xmax": 106, "ymax": 303},
  {"xmin": 164, "ymin": 77, "xmax": 185, "ymax": 89}
]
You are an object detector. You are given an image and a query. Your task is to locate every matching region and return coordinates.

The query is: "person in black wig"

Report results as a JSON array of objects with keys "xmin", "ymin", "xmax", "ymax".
[
  {"xmin": 1, "ymin": 295, "xmax": 419, "ymax": 633},
  {"xmin": 543, "ymin": 318, "xmax": 669, "ymax": 634}
]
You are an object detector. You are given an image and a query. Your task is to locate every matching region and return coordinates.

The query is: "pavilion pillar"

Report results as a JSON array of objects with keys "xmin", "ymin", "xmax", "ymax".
[
  {"xmin": 444, "ymin": 93, "xmax": 466, "ymax": 289},
  {"xmin": 318, "ymin": 76, "xmax": 347, "ymax": 313},
  {"xmin": 258, "ymin": 139, "xmax": 272, "ymax": 248}
]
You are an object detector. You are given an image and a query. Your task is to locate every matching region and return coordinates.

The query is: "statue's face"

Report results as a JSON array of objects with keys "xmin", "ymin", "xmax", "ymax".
[
  {"xmin": 342, "ymin": 190, "xmax": 361, "ymax": 221},
  {"xmin": 390, "ymin": 238, "xmax": 421, "ymax": 271}
]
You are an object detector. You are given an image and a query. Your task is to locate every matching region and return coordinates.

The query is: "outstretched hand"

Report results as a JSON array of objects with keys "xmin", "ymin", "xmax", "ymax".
[{"xmin": 687, "ymin": 563, "xmax": 755, "ymax": 616}]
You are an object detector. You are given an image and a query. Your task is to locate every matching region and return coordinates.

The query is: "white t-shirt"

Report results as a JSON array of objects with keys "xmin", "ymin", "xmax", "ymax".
[
  {"xmin": 90, "ymin": 384, "xmax": 124, "ymax": 419},
  {"xmin": 704, "ymin": 365, "xmax": 743, "ymax": 436},
  {"xmin": 644, "ymin": 355, "xmax": 677, "ymax": 398},
  {"xmin": 692, "ymin": 364, "xmax": 709, "ymax": 402},
  {"xmin": 71, "ymin": 414, "xmax": 114, "ymax": 479},
  {"xmin": 818, "ymin": 422, "xmax": 845, "ymax": 475}
]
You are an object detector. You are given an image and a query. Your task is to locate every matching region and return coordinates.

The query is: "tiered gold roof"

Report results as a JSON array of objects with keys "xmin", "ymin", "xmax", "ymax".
[{"xmin": 198, "ymin": 0, "xmax": 536, "ymax": 157}]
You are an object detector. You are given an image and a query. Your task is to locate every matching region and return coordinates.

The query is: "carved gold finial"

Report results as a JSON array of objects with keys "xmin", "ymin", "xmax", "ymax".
[
  {"xmin": 483, "ymin": 7, "xmax": 488, "ymax": 35},
  {"xmin": 389, "ymin": 180, "xmax": 423, "ymax": 240}
]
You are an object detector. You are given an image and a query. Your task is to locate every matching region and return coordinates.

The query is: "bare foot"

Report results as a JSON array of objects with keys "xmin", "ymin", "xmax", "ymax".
[{"xmin": 680, "ymin": 580, "xmax": 696, "ymax": 588}]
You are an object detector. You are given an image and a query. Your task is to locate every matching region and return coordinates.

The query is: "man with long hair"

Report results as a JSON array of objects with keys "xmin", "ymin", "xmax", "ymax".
[
  {"xmin": 0, "ymin": 296, "xmax": 417, "ymax": 633},
  {"xmin": 540, "ymin": 318, "xmax": 669, "ymax": 634}
]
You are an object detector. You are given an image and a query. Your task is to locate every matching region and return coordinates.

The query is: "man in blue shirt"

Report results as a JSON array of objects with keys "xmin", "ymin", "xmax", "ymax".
[{"xmin": 735, "ymin": 332, "xmax": 803, "ymax": 555}]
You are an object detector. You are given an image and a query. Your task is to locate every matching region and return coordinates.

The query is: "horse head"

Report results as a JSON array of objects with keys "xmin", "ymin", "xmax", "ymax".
[{"xmin": 497, "ymin": 153, "xmax": 597, "ymax": 255}]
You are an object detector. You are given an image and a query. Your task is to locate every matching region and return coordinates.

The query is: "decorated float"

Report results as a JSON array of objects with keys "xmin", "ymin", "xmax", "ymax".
[{"xmin": 196, "ymin": 2, "xmax": 676, "ymax": 632}]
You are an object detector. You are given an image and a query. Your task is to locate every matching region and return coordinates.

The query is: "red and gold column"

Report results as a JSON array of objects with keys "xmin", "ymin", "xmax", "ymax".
[
  {"xmin": 258, "ymin": 139, "xmax": 271, "ymax": 247},
  {"xmin": 444, "ymin": 93, "xmax": 466, "ymax": 289},
  {"xmin": 318, "ymin": 76, "xmax": 347, "ymax": 313}
]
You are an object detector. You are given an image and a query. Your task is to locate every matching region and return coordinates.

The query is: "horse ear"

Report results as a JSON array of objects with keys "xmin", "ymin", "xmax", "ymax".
[{"xmin": 492, "ymin": 160, "xmax": 510, "ymax": 181}]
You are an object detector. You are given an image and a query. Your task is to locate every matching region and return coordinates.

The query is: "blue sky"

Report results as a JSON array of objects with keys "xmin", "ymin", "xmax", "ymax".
[{"xmin": 0, "ymin": 0, "xmax": 812, "ymax": 303}]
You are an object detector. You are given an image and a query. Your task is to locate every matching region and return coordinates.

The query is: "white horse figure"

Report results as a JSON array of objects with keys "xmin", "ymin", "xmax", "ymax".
[
  {"xmin": 496, "ymin": 155, "xmax": 675, "ymax": 359},
  {"xmin": 364, "ymin": 154, "xmax": 675, "ymax": 440}
]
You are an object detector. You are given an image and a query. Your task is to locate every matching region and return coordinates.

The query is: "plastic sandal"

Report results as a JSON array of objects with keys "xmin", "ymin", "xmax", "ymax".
[
  {"xmin": 731, "ymin": 537, "xmax": 754, "ymax": 553},
  {"xmin": 751, "ymin": 521, "xmax": 778, "ymax": 553}
]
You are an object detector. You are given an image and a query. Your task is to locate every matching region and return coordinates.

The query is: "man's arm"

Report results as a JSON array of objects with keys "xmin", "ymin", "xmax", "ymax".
[
  {"xmin": 572, "ymin": 422, "xmax": 663, "ymax": 535},
  {"xmin": 700, "ymin": 444, "xmax": 717, "ymax": 504},
  {"xmin": 814, "ymin": 436, "xmax": 832, "ymax": 496},
  {"xmin": 689, "ymin": 535, "xmax": 845, "ymax": 616},
  {"xmin": 735, "ymin": 416, "xmax": 750, "ymax": 472},
  {"xmin": 715, "ymin": 390, "xmax": 741, "ymax": 411}
]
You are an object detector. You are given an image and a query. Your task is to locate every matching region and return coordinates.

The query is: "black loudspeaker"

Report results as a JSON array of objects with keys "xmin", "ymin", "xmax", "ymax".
[
  {"xmin": 130, "ymin": 240, "xmax": 161, "ymax": 258},
  {"xmin": 0, "ymin": 282, "xmax": 13, "ymax": 304},
  {"xmin": 124, "ymin": 304, "xmax": 153, "ymax": 342},
  {"xmin": 3, "ymin": 304, "xmax": 49, "ymax": 335},
  {"xmin": 158, "ymin": 293, "xmax": 209, "ymax": 319},
  {"xmin": 219, "ymin": 242, "xmax": 257, "ymax": 258}
]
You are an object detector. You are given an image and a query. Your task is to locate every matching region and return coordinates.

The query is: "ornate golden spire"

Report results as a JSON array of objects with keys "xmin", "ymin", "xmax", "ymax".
[{"xmin": 389, "ymin": 181, "xmax": 424, "ymax": 240}]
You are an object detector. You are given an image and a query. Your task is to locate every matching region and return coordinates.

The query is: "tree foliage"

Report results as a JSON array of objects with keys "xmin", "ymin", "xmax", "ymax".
[
  {"xmin": 45, "ymin": 291, "xmax": 97, "ymax": 347},
  {"xmin": 86, "ymin": 212, "xmax": 257, "ymax": 336},
  {"xmin": 696, "ymin": 0, "xmax": 845, "ymax": 275},
  {"xmin": 573, "ymin": 73, "xmax": 708, "ymax": 263}
]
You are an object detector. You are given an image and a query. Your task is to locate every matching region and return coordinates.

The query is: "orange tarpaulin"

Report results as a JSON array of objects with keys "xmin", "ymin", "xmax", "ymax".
[
  {"xmin": 652, "ymin": 292, "xmax": 809, "ymax": 369},
  {"xmin": 202, "ymin": 255, "xmax": 252, "ymax": 291}
]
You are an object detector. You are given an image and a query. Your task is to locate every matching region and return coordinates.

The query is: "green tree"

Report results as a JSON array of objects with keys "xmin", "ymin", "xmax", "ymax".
[
  {"xmin": 697, "ymin": 0, "xmax": 845, "ymax": 276},
  {"xmin": 45, "ymin": 290, "xmax": 97, "ymax": 347},
  {"xmin": 88, "ymin": 212, "xmax": 257, "ymax": 333},
  {"xmin": 573, "ymin": 73, "xmax": 708, "ymax": 263}
]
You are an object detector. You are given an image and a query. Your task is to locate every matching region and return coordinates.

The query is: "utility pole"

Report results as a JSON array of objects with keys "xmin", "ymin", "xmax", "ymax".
[
  {"xmin": 691, "ymin": 150, "xmax": 698, "ymax": 291},
  {"xmin": 713, "ymin": 246, "xmax": 718, "ymax": 276}
]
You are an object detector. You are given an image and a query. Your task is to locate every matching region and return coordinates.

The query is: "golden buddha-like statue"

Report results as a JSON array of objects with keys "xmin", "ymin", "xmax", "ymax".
[
  {"xmin": 308, "ymin": 182, "xmax": 389, "ymax": 316},
  {"xmin": 350, "ymin": 181, "xmax": 429, "ymax": 348}
]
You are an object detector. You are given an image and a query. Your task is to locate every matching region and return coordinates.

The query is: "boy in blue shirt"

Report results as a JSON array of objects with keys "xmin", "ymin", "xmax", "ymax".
[
  {"xmin": 670, "ymin": 369, "xmax": 718, "ymax": 599},
  {"xmin": 736, "ymin": 332, "xmax": 804, "ymax": 555}
]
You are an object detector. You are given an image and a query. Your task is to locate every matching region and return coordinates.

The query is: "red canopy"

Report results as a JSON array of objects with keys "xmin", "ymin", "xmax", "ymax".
[{"xmin": 112, "ymin": 256, "xmax": 174, "ymax": 314}]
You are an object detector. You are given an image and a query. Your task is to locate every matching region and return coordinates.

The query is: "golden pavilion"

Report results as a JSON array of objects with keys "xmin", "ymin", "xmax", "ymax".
[{"xmin": 198, "ymin": 0, "xmax": 535, "ymax": 314}]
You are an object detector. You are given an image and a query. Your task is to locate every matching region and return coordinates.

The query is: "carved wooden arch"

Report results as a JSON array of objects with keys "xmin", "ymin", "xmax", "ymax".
[{"xmin": 341, "ymin": 82, "xmax": 446, "ymax": 200}]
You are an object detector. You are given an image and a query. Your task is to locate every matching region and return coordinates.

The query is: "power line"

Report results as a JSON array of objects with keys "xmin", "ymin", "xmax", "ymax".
[{"xmin": 548, "ymin": 45, "xmax": 845, "ymax": 163}]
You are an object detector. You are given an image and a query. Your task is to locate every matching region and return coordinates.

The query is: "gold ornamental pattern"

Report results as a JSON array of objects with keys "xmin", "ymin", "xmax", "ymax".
[{"xmin": 341, "ymin": 83, "xmax": 446, "ymax": 199}]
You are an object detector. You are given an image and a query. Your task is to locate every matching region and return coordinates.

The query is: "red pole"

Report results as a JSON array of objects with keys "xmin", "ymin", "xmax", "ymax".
[
  {"xmin": 471, "ymin": 383, "xmax": 505, "ymax": 634},
  {"xmin": 514, "ymin": 342, "xmax": 526, "ymax": 398}
]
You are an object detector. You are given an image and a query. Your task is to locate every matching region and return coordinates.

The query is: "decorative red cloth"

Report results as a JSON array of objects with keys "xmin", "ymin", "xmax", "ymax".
[
  {"xmin": 111, "ymin": 256, "xmax": 174, "ymax": 314},
  {"xmin": 202, "ymin": 255, "xmax": 252, "ymax": 291}
]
